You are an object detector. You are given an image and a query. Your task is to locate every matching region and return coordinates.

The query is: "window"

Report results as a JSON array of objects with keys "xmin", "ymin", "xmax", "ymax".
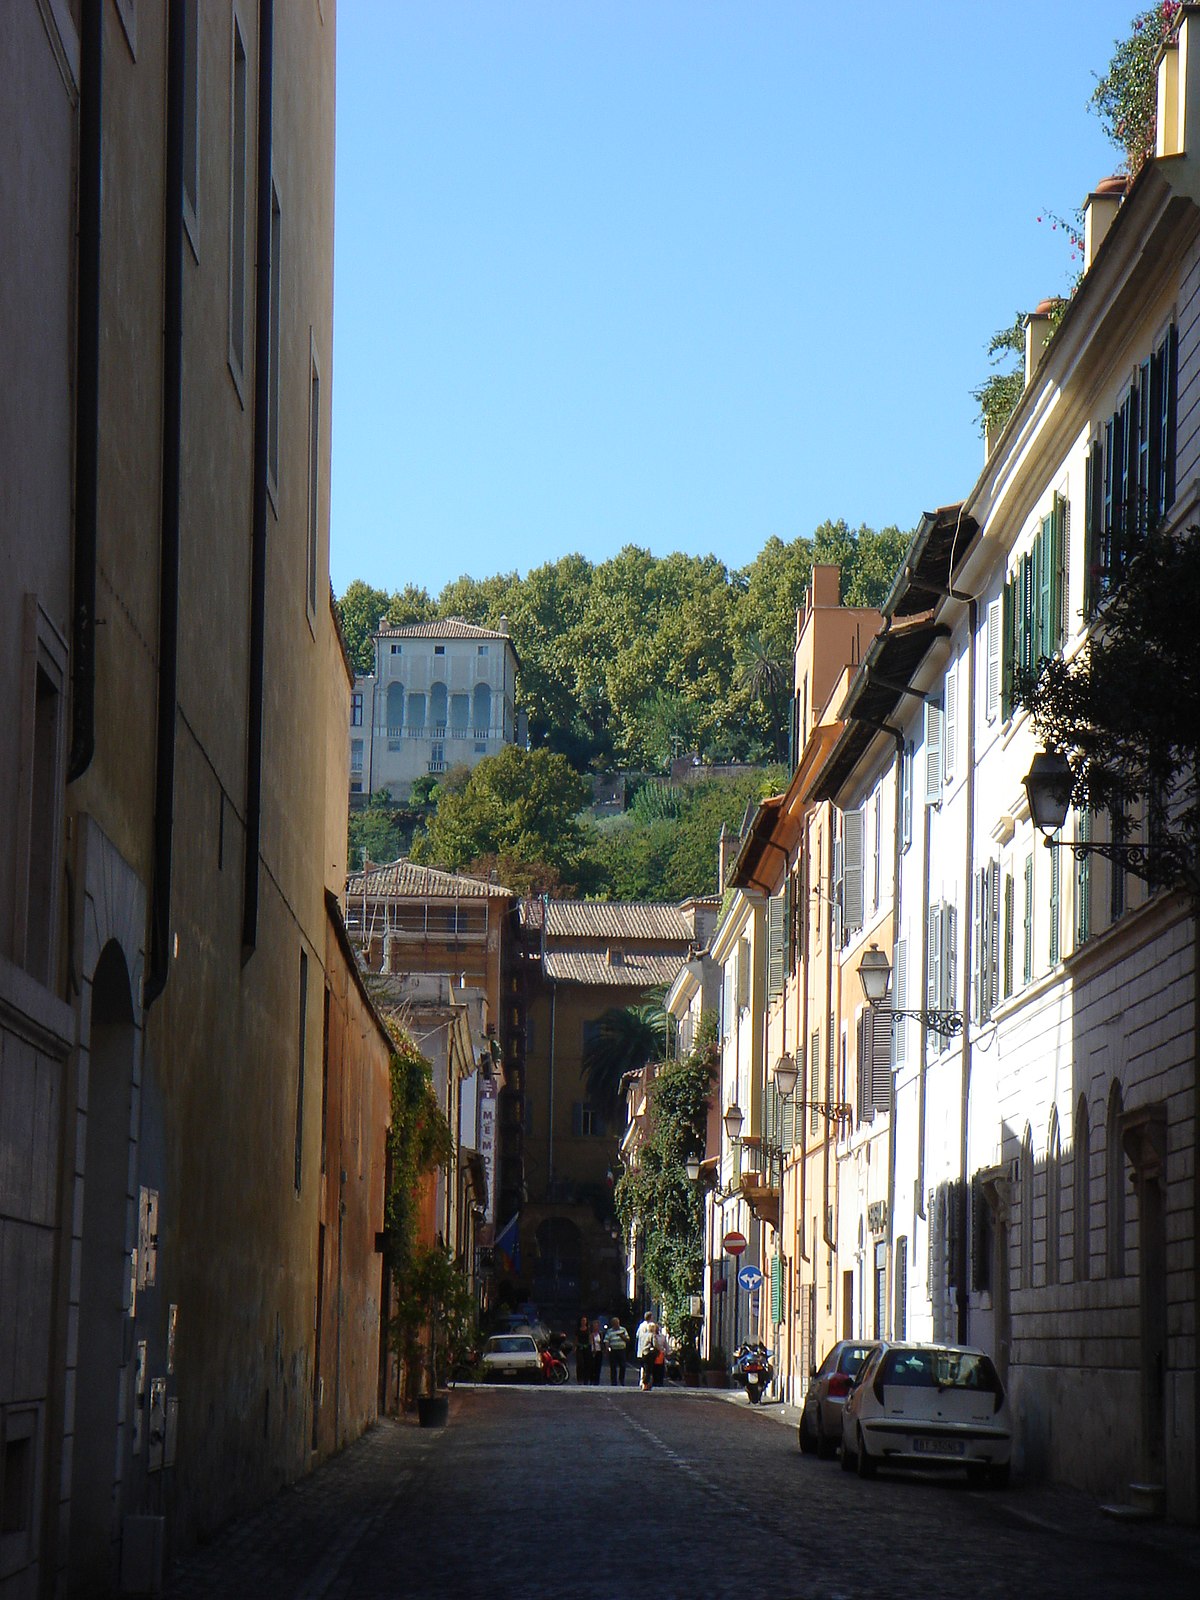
[
  {"xmin": 943, "ymin": 665, "xmax": 957, "ymax": 785},
  {"xmin": 855, "ymin": 1007, "xmax": 891, "ymax": 1123},
  {"xmin": 267, "ymin": 180, "xmax": 282, "ymax": 500},
  {"xmin": 477, "ymin": 644, "xmax": 489, "ymax": 656},
  {"xmin": 182, "ymin": 0, "xmax": 200, "ymax": 249},
  {"xmin": 1020, "ymin": 1125, "xmax": 1034, "ymax": 1289},
  {"xmin": 350, "ymin": 692, "xmax": 363, "ymax": 727},
  {"xmin": 736, "ymin": 937, "xmax": 751, "ymax": 1011},
  {"xmin": 1022, "ymin": 854, "xmax": 1034, "ymax": 986},
  {"xmin": 228, "ymin": 14, "xmax": 248, "ymax": 385},
  {"xmin": 891, "ymin": 939, "xmax": 908, "ymax": 1066},
  {"xmin": 1002, "ymin": 870, "xmax": 1015, "ymax": 999},
  {"xmin": 350, "ymin": 739, "xmax": 363, "ymax": 774},
  {"xmin": 16, "ymin": 599, "xmax": 66, "ymax": 985},
  {"xmin": 841, "ymin": 808, "xmax": 864, "ymax": 935},
  {"xmin": 871, "ymin": 790, "xmax": 882, "ymax": 912},
  {"xmin": 809, "ymin": 1029, "xmax": 820, "ymax": 1133},
  {"xmin": 973, "ymin": 860, "xmax": 1000, "ymax": 1022},
  {"xmin": 1046, "ymin": 1110, "xmax": 1062, "ymax": 1285},
  {"xmin": 900, "ymin": 741, "xmax": 913, "ymax": 850},
  {"xmin": 985, "ymin": 597, "xmax": 1002, "ymax": 722},
  {"xmin": 386, "ymin": 683, "xmax": 404, "ymax": 745},
  {"xmin": 923, "ymin": 695, "xmax": 943, "ymax": 805},
  {"xmin": 407, "ymin": 691, "xmax": 425, "ymax": 729},
  {"xmin": 430, "ymin": 682, "xmax": 448, "ymax": 730},
  {"xmin": 1106, "ymin": 1083, "xmax": 1126, "ymax": 1278},
  {"xmin": 1049, "ymin": 835, "xmax": 1061, "ymax": 966},
  {"xmin": 573, "ymin": 1103, "xmax": 606, "ymax": 1137},
  {"xmin": 1001, "ymin": 494, "xmax": 1068, "ymax": 718},
  {"xmin": 1074, "ymin": 1096, "xmax": 1090, "ymax": 1282},
  {"xmin": 1085, "ymin": 325, "xmax": 1176, "ymax": 612},
  {"xmin": 434, "ymin": 644, "xmax": 445, "ymax": 656},
  {"xmin": 306, "ymin": 338, "xmax": 319, "ymax": 618},
  {"xmin": 894, "ymin": 1237, "xmax": 908, "ymax": 1339},
  {"xmin": 390, "ymin": 643, "xmax": 402, "ymax": 655},
  {"xmin": 766, "ymin": 889, "xmax": 787, "ymax": 1004},
  {"xmin": 295, "ymin": 950, "xmax": 308, "ymax": 1193},
  {"xmin": 1075, "ymin": 809, "xmax": 1093, "ymax": 945},
  {"xmin": 925, "ymin": 901, "xmax": 957, "ymax": 1047}
]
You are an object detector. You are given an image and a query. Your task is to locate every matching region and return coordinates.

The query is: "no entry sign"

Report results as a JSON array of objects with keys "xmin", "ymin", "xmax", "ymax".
[{"xmin": 723, "ymin": 1230, "xmax": 747, "ymax": 1256}]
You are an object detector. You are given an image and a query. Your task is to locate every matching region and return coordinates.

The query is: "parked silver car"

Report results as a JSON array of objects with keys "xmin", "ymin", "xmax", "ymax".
[
  {"xmin": 480, "ymin": 1334, "xmax": 544, "ymax": 1382},
  {"xmin": 840, "ymin": 1341, "xmax": 1011, "ymax": 1485},
  {"xmin": 797, "ymin": 1340, "xmax": 875, "ymax": 1458}
]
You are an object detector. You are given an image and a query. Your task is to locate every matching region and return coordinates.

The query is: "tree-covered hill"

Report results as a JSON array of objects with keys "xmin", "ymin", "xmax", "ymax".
[{"xmin": 337, "ymin": 520, "xmax": 908, "ymax": 770}]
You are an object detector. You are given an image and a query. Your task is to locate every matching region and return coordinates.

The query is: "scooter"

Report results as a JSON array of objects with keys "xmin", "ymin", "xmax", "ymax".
[{"xmin": 733, "ymin": 1341, "xmax": 773, "ymax": 1404}]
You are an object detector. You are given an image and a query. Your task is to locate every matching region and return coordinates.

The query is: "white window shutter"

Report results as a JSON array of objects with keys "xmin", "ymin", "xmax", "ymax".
[
  {"xmin": 923, "ymin": 697, "xmax": 943, "ymax": 805},
  {"xmin": 942, "ymin": 903, "xmax": 958, "ymax": 1017},
  {"xmin": 767, "ymin": 892, "xmax": 786, "ymax": 1002},
  {"xmin": 986, "ymin": 599, "xmax": 1002, "ymax": 722},
  {"xmin": 943, "ymin": 666, "xmax": 957, "ymax": 784},
  {"xmin": 926, "ymin": 906, "xmax": 942, "ymax": 1020},
  {"xmin": 842, "ymin": 809, "xmax": 864, "ymax": 931},
  {"xmin": 870, "ymin": 1006, "xmax": 893, "ymax": 1114}
]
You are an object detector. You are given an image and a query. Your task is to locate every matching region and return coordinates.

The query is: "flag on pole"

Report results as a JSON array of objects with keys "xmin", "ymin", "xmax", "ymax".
[{"xmin": 494, "ymin": 1213, "xmax": 522, "ymax": 1277}]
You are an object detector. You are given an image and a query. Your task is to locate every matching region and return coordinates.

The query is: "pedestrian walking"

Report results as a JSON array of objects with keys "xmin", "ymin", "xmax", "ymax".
[
  {"xmin": 604, "ymin": 1317, "xmax": 628, "ymax": 1385},
  {"xmin": 576, "ymin": 1313, "xmax": 591, "ymax": 1383},
  {"xmin": 634, "ymin": 1314, "xmax": 656, "ymax": 1391},
  {"xmin": 653, "ymin": 1322, "xmax": 669, "ymax": 1388},
  {"xmin": 589, "ymin": 1319, "xmax": 604, "ymax": 1384}
]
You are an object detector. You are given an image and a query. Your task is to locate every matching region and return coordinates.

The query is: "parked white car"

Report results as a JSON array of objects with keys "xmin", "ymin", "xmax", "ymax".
[
  {"xmin": 840, "ymin": 1341, "xmax": 1011, "ymax": 1486},
  {"xmin": 480, "ymin": 1334, "xmax": 544, "ymax": 1382}
]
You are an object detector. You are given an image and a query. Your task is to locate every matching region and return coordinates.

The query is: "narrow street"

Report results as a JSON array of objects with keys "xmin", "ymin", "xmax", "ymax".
[{"xmin": 166, "ymin": 1387, "xmax": 1200, "ymax": 1600}]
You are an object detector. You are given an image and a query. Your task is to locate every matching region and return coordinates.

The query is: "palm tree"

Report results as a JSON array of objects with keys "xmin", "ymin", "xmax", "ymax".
[
  {"xmin": 735, "ymin": 631, "xmax": 791, "ymax": 759},
  {"xmin": 582, "ymin": 999, "xmax": 675, "ymax": 1117}
]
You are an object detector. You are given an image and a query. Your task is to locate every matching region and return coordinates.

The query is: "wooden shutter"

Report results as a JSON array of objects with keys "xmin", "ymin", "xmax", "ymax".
[
  {"xmin": 1037, "ymin": 513, "xmax": 1054, "ymax": 660},
  {"xmin": 926, "ymin": 905, "xmax": 942, "ymax": 1025},
  {"xmin": 1001, "ymin": 576, "xmax": 1015, "ymax": 719},
  {"xmin": 1003, "ymin": 870, "xmax": 1015, "ymax": 999},
  {"xmin": 923, "ymin": 697, "xmax": 943, "ymax": 805},
  {"xmin": 972, "ymin": 869, "xmax": 985, "ymax": 1022},
  {"xmin": 1055, "ymin": 491, "xmax": 1069, "ymax": 647},
  {"xmin": 988, "ymin": 858, "xmax": 1001, "ymax": 1015},
  {"xmin": 985, "ymin": 598, "xmax": 1001, "ymax": 722},
  {"xmin": 1049, "ymin": 839, "xmax": 1061, "ymax": 965},
  {"xmin": 1023, "ymin": 853, "xmax": 1034, "ymax": 985},
  {"xmin": 842, "ymin": 809, "xmax": 864, "ymax": 932},
  {"xmin": 941, "ymin": 903, "xmax": 958, "ymax": 1020},
  {"xmin": 1084, "ymin": 438, "xmax": 1102, "ymax": 615}
]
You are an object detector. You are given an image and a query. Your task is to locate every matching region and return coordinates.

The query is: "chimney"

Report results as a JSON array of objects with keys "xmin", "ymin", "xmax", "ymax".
[
  {"xmin": 718, "ymin": 823, "xmax": 735, "ymax": 894},
  {"xmin": 497, "ymin": 614, "xmax": 510, "ymax": 635},
  {"xmin": 809, "ymin": 564, "xmax": 841, "ymax": 608},
  {"xmin": 1083, "ymin": 176, "xmax": 1126, "ymax": 269},
  {"xmin": 1024, "ymin": 300, "xmax": 1059, "ymax": 385}
]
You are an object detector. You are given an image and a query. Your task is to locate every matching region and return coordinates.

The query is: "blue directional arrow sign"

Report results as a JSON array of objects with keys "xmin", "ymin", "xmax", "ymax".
[{"xmin": 737, "ymin": 1264, "xmax": 764, "ymax": 1292}]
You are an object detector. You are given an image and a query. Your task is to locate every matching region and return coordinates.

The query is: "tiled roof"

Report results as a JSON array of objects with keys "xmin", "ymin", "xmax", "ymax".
[
  {"xmin": 344, "ymin": 858, "xmax": 514, "ymax": 901},
  {"xmin": 374, "ymin": 617, "xmax": 512, "ymax": 641},
  {"xmin": 520, "ymin": 900, "xmax": 694, "ymax": 942},
  {"xmin": 543, "ymin": 948, "xmax": 690, "ymax": 987}
]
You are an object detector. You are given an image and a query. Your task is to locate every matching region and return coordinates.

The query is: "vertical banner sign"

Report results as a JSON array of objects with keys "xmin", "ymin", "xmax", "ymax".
[{"xmin": 478, "ymin": 1077, "xmax": 498, "ymax": 1225}]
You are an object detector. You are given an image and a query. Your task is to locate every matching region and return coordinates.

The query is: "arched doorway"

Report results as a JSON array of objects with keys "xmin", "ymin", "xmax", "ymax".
[{"xmin": 69, "ymin": 941, "xmax": 137, "ymax": 1597}]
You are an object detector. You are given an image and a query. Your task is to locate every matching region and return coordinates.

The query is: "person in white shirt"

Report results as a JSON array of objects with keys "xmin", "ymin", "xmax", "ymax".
[{"xmin": 635, "ymin": 1315, "xmax": 657, "ymax": 1390}]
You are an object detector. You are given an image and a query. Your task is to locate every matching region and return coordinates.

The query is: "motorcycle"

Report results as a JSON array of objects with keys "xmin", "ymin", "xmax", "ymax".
[{"xmin": 733, "ymin": 1341, "xmax": 773, "ymax": 1404}]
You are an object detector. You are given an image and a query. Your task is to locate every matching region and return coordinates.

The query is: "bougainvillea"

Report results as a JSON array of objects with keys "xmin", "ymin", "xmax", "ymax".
[{"xmin": 1091, "ymin": 3, "xmax": 1182, "ymax": 175}]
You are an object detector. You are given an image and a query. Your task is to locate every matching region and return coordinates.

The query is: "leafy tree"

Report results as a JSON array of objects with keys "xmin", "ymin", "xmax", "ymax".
[
  {"xmin": 337, "ymin": 580, "xmax": 392, "ymax": 673},
  {"xmin": 1091, "ymin": 3, "xmax": 1181, "ymax": 176},
  {"xmin": 581, "ymin": 999, "xmax": 675, "ymax": 1117},
  {"xmin": 410, "ymin": 745, "xmax": 593, "ymax": 885},
  {"xmin": 348, "ymin": 789, "xmax": 406, "ymax": 869},
  {"xmin": 614, "ymin": 1018, "xmax": 717, "ymax": 1332},
  {"xmin": 385, "ymin": 583, "xmax": 437, "ymax": 627},
  {"xmin": 735, "ymin": 631, "xmax": 792, "ymax": 761},
  {"xmin": 842, "ymin": 523, "xmax": 911, "ymax": 608},
  {"xmin": 972, "ymin": 316, "xmax": 1026, "ymax": 440},
  {"xmin": 1017, "ymin": 522, "xmax": 1200, "ymax": 896}
]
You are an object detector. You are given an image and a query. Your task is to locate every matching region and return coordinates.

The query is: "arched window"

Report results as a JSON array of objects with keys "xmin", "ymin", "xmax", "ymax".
[
  {"xmin": 450, "ymin": 692, "xmax": 469, "ymax": 732},
  {"xmin": 429, "ymin": 681, "xmax": 447, "ymax": 732},
  {"xmin": 1073, "ymin": 1095, "xmax": 1090, "ymax": 1282},
  {"xmin": 406, "ymin": 691, "xmax": 425, "ymax": 730},
  {"xmin": 1046, "ymin": 1108, "xmax": 1061, "ymax": 1285},
  {"xmin": 473, "ymin": 682, "xmax": 491, "ymax": 735},
  {"xmin": 1020, "ymin": 1125, "xmax": 1034, "ymax": 1289},
  {"xmin": 1106, "ymin": 1082, "xmax": 1126, "ymax": 1278},
  {"xmin": 386, "ymin": 682, "xmax": 404, "ymax": 734}
]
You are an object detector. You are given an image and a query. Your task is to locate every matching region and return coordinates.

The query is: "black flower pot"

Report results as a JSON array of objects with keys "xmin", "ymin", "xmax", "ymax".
[{"xmin": 417, "ymin": 1394, "xmax": 449, "ymax": 1428}]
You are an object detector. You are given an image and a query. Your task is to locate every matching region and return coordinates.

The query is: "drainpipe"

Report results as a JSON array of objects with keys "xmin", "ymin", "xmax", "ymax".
[
  {"xmin": 822, "ymin": 802, "xmax": 835, "ymax": 1256},
  {"xmin": 917, "ymin": 804, "xmax": 932, "ymax": 1222},
  {"xmin": 547, "ymin": 980, "xmax": 557, "ymax": 1190},
  {"xmin": 68, "ymin": 0, "xmax": 103, "ymax": 782},
  {"xmin": 242, "ymin": 0, "xmax": 274, "ymax": 957},
  {"xmin": 957, "ymin": 599, "xmax": 979, "ymax": 1344},
  {"xmin": 885, "ymin": 725, "xmax": 904, "ymax": 1338},
  {"xmin": 144, "ymin": 0, "xmax": 187, "ymax": 1009}
]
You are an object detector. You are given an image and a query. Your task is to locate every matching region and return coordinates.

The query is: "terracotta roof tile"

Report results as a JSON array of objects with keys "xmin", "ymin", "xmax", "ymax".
[
  {"xmin": 374, "ymin": 617, "xmax": 512, "ymax": 642},
  {"xmin": 344, "ymin": 858, "xmax": 514, "ymax": 901},
  {"xmin": 543, "ymin": 948, "xmax": 689, "ymax": 987},
  {"xmin": 520, "ymin": 900, "xmax": 694, "ymax": 941}
]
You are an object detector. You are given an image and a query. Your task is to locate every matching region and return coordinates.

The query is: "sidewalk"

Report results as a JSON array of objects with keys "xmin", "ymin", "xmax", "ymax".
[{"xmin": 164, "ymin": 1418, "xmax": 435, "ymax": 1600}]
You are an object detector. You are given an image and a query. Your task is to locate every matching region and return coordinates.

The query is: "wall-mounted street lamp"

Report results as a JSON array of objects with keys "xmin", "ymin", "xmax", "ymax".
[
  {"xmin": 1022, "ymin": 749, "xmax": 1187, "ymax": 887},
  {"xmin": 685, "ymin": 1153, "xmax": 702, "ymax": 1182},
  {"xmin": 858, "ymin": 942, "xmax": 963, "ymax": 1036},
  {"xmin": 723, "ymin": 1102, "xmax": 744, "ymax": 1142}
]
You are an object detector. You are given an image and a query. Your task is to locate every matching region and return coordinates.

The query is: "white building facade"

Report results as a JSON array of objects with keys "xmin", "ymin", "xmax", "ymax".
[{"xmin": 350, "ymin": 617, "xmax": 520, "ymax": 799}]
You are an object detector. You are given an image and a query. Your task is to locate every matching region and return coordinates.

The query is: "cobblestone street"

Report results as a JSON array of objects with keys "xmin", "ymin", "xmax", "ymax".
[{"xmin": 165, "ymin": 1386, "xmax": 1200, "ymax": 1600}]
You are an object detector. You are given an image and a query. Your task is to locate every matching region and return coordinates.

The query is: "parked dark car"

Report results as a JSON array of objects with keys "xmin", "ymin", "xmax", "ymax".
[{"xmin": 798, "ymin": 1341, "xmax": 875, "ymax": 1458}]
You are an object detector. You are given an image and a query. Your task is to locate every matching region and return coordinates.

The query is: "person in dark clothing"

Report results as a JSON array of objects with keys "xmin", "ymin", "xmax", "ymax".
[
  {"xmin": 576, "ymin": 1314, "xmax": 591, "ymax": 1383},
  {"xmin": 604, "ymin": 1317, "xmax": 628, "ymax": 1385}
]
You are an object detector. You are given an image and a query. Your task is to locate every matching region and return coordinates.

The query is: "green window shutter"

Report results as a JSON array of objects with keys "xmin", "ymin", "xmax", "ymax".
[
  {"xmin": 1054, "ymin": 492, "xmax": 1069, "ymax": 648},
  {"xmin": 1076, "ymin": 810, "xmax": 1092, "ymax": 945},
  {"xmin": 1003, "ymin": 870, "xmax": 1015, "ymax": 999},
  {"xmin": 1037, "ymin": 515, "xmax": 1054, "ymax": 661},
  {"xmin": 1020, "ymin": 551, "xmax": 1035, "ymax": 677},
  {"xmin": 767, "ymin": 891, "xmax": 786, "ymax": 1003},
  {"xmin": 771, "ymin": 1254, "xmax": 783, "ymax": 1324},
  {"xmin": 1162, "ymin": 323, "xmax": 1177, "ymax": 515},
  {"xmin": 1023, "ymin": 854, "xmax": 1034, "ymax": 986},
  {"xmin": 1049, "ymin": 835, "xmax": 1061, "ymax": 966},
  {"xmin": 1084, "ymin": 440, "xmax": 1102, "ymax": 616}
]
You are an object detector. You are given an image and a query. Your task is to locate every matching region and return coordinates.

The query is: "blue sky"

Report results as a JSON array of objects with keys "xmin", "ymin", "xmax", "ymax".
[{"xmin": 330, "ymin": 0, "xmax": 1138, "ymax": 598}]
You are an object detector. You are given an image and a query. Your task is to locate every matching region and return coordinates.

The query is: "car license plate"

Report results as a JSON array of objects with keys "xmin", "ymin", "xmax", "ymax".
[
  {"xmin": 913, "ymin": 1436, "xmax": 963, "ymax": 1455},
  {"xmin": 501, "ymin": 1367, "xmax": 518, "ymax": 1378}
]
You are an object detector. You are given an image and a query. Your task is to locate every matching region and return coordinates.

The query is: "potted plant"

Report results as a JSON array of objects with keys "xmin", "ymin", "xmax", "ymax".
[{"xmin": 392, "ymin": 1244, "xmax": 476, "ymax": 1427}]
